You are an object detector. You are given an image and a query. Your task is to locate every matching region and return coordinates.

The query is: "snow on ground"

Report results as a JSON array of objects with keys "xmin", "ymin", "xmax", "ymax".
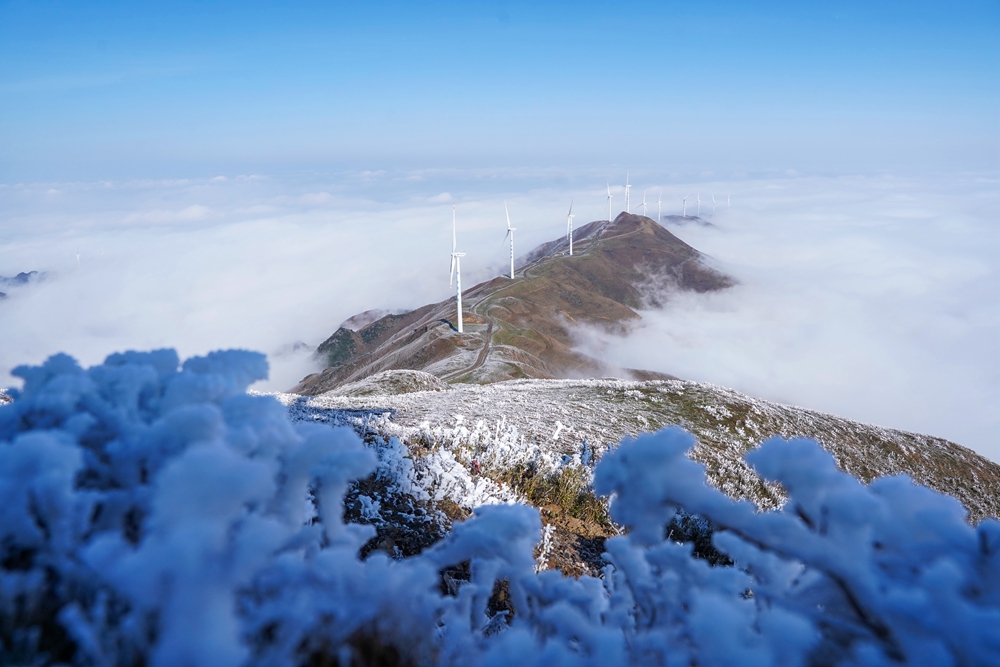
[
  {"xmin": 5, "ymin": 350, "xmax": 1000, "ymax": 666},
  {"xmin": 265, "ymin": 373, "xmax": 1000, "ymax": 520}
]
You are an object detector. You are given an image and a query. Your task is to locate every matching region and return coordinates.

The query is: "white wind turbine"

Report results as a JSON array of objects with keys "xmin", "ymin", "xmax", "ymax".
[
  {"xmin": 503, "ymin": 201, "xmax": 516, "ymax": 279},
  {"xmin": 728, "ymin": 193, "xmax": 731, "ymax": 208},
  {"xmin": 712, "ymin": 194, "xmax": 717, "ymax": 216},
  {"xmin": 449, "ymin": 204, "xmax": 466, "ymax": 333},
  {"xmin": 625, "ymin": 171, "xmax": 631, "ymax": 214},
  {"xmin": 696, "ymin": 193, "xmax": 701, "ymax": 217},
  {"xmin": 681, "ymin": 195, "xmax": 688, "ymax": 218},
  {"xmin": 566, "ymin": 200, "xmax": 575, "ymax": 256},
  {"xmin": 638, "ymin": 190, "xmax": 647, "ymax": 217},
  {"xmin": 657, "ymin": 191, "xmax": 662, "ymax": 223},
  {"xmin": 606, "ymin": 183, "xmax": 613, "ymax": 221},
  {"xmin": 75, "ymin": 250, "xmax": 81, "ymax": 264}
]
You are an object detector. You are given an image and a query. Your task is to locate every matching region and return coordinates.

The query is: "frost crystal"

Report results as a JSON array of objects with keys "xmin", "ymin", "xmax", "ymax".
[{"xmin": 1, "ymin": 350, "xmax": 999, "ymax": 665}]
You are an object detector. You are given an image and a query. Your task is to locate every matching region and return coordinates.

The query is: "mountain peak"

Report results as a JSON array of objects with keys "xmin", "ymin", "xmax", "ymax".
[{"xmin": 294, "ymin": 216, "xmax": 733, "ymax": 395}]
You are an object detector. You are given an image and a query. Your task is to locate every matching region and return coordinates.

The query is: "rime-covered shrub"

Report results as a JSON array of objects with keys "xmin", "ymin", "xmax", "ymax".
[{"xmin": 1, "ymin": 350, "xmax": 999, "ymax": 666}]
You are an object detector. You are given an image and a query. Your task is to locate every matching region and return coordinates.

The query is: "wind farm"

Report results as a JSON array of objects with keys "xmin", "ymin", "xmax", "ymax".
[
  {"xmin": 298, "ymin": 194, "xmax": 730, "ymax": 396},
  {"xmin": 461, "ymin": 173, "xmax": 722, "ymax": 302},
  {"xmin": 297, "ymin": 167, "xmax": 735, "ymax": 398}
]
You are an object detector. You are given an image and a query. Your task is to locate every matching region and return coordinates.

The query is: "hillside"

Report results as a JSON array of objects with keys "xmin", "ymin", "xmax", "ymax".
[
  {"xmin": 269, "ymin": 370, "xmax": 1000, "ymax": 574},
  {"xmin": 285, "ymin": 211, "xmax": 1000, "ymax": 574},
  {"xmin": 294, "ymin": 213, "xmax": 731, "ymax": 394}
]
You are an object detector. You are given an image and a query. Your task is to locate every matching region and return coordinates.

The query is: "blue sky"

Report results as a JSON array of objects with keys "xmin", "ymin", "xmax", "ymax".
[{"xmin": 2, "ymin": 0, "xmax": 997, "ymax": 180}]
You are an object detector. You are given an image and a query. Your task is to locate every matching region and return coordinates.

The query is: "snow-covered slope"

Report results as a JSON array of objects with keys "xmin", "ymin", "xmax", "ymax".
[
  {"xmin": 7, "ymin": 349, "xmax": 1000, "ymax": 666},
  {"xmin": 269, "ymin": 372, "xmax": 1000, "ymax": 523}
]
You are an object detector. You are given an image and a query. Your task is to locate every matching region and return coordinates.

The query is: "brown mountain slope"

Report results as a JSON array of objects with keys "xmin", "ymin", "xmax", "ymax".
[{"xmin": 294, "ymin": 213, "xmax": 732, "ymax": 395}]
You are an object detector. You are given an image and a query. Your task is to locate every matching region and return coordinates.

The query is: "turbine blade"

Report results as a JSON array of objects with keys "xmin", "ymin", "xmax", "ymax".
[{"xmin": 504, "ymin": 201, "xmax": 511, "ymax": 230}]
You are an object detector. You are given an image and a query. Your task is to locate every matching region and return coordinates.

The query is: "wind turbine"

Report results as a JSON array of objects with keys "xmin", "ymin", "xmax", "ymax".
[
  {"xmin": 449, "ymin": 204, "xmax": 466, "ymax": 333},
  {"xmin": 727, "ymin": 193, "xmax": 731, "ymax": 208},
  {"xmin": 566, "ymin": 200, "xmax": 575, "ymax": 256},
  {"xmin": 657, "ymin": 191, "xmax": 662, "ymax": 223},
  {"xmin": 696, "ymin": 193, "xmax": 701, "ymax": 217},
  {"xmin": 639, "ymin": 190, "xmax": 647, "ymax": 217},
  {"xmin": 606, "ymin": 183, "xmax": 613, "ymax": 222},
  {"xmin": 712, "ymin": 194, "xmax": 717, "ymax": 216},
  {"xmin": 503, "ymin": 201, "xmax": 516, "ymax": 279},
  {"xmin": 75, "ymin": 250, "xmax": 81, "ymax": 264},
  {"xmin": 681, "ymin": 195, "xmax": 688, "ymax": 218},
  {"xmin": 625, "ymin": 171, "xmax": 631, "ymax": 214}
]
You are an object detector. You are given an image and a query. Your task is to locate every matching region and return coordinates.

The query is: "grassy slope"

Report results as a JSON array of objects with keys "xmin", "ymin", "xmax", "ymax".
[
  {"xmin": 296, "ymin": 214, "xmax": 732, "ymax": 394},
  {"xmin": 285, "ymin": 376, "xmax": 1000, "ymax": 523}
]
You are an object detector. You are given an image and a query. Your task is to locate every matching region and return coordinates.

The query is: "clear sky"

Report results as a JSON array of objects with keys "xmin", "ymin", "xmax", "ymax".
[{"xmin": 2, "ymin": 0, "xmax": 997, "ymax": 180}]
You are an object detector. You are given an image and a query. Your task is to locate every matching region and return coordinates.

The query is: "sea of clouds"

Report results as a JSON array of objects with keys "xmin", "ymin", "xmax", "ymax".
[{"xmin": 1, "ymin": 168, "xmax": 997, "ymax": 459}]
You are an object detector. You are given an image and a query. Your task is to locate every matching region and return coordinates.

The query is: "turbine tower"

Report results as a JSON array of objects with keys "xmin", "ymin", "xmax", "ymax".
[
  {"xmin": 728, "ymin": 193, "xmax": 731, "ymax": 208},
  {"xmin": 657, "ymin": 191, "xmax": 662, "ymax": 223},
  {"xmin": 503, "ymin": 201, "xmax": 516, "ymax": 279},
  {"xmin": 449, "ymin": 204, "xmax": 466, "ymax": 333},
  {"xmin": 712, "ymin": 194, "xmax": 717, "ymax": 216},
  {"xmin": 566, "ymin": 200, "xmax": 575, "ymax": 256},
  {"xmin": 639, "ymin": 190, "xmax": 647, "ymax": 217},
  {"xmin": 682, "ymin": 195, "xmax": 688, "ymax": 218},
  {"xmin": 606, "ymin": 183, "xmax": 613, "ymax": 222},
  {"xmin": 696, "ymin": 193, "xmax": 701, "ymax": 217},
  {"xmin": 625, "ymin": 171, "xmax": 631, "ymax": 214}
]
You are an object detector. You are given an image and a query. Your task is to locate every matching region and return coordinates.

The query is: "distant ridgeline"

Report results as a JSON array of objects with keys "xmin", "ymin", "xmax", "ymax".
[
  {"xmin": 295, "ymin": 213, "xmax": 732, "ymax": 395},
  {"xmin": 0, "ymin": 271, "xmax": 41, "ymax": 300}
]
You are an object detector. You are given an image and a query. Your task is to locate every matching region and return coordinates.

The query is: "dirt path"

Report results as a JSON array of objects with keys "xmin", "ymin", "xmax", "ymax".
[{"xmin": 440, "ymin": 291, "xmax": 499, "ymax": 381}]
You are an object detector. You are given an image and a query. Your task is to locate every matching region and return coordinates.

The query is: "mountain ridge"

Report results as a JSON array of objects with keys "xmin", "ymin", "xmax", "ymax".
[{"xmin": 294, "ymin": 213, "xmax": 731, "ymax": 394}]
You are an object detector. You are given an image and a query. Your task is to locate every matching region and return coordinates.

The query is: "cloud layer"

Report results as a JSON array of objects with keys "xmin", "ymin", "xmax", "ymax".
[
  {"xmin": 576, "ymin": 173, "xmax": 1000, "ymax": 460},
  {"xmin": 1, "ymin": 169, "xmax": 998, "ymax": 460}
]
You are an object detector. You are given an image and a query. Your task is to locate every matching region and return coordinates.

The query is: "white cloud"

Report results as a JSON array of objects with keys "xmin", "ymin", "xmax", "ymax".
[
  {"xmin": 1, "ymin": 169, "xmax": 998, "ymax": 462},
  {"xmin": 297, "ymin": 192, "xmax": 332, "ymax": 205},
  {"xmin": 122, "ymin": 204, "xmax": 212, "ymax": 224},
  {"xmin": 575, "ymin": 173, "xmax": 1000, "ymax": 461}
]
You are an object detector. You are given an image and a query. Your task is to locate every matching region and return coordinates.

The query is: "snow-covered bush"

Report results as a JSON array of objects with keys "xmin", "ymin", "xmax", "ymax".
[{"xmin": 2, "ymin": 349, "xmax": 999, "ymax": 666}]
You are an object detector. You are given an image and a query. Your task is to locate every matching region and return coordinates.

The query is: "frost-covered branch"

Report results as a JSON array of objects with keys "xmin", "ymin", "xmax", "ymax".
[{"xmin": 2, "ymin": 351, "xmax": 999, "ymax": 665}]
